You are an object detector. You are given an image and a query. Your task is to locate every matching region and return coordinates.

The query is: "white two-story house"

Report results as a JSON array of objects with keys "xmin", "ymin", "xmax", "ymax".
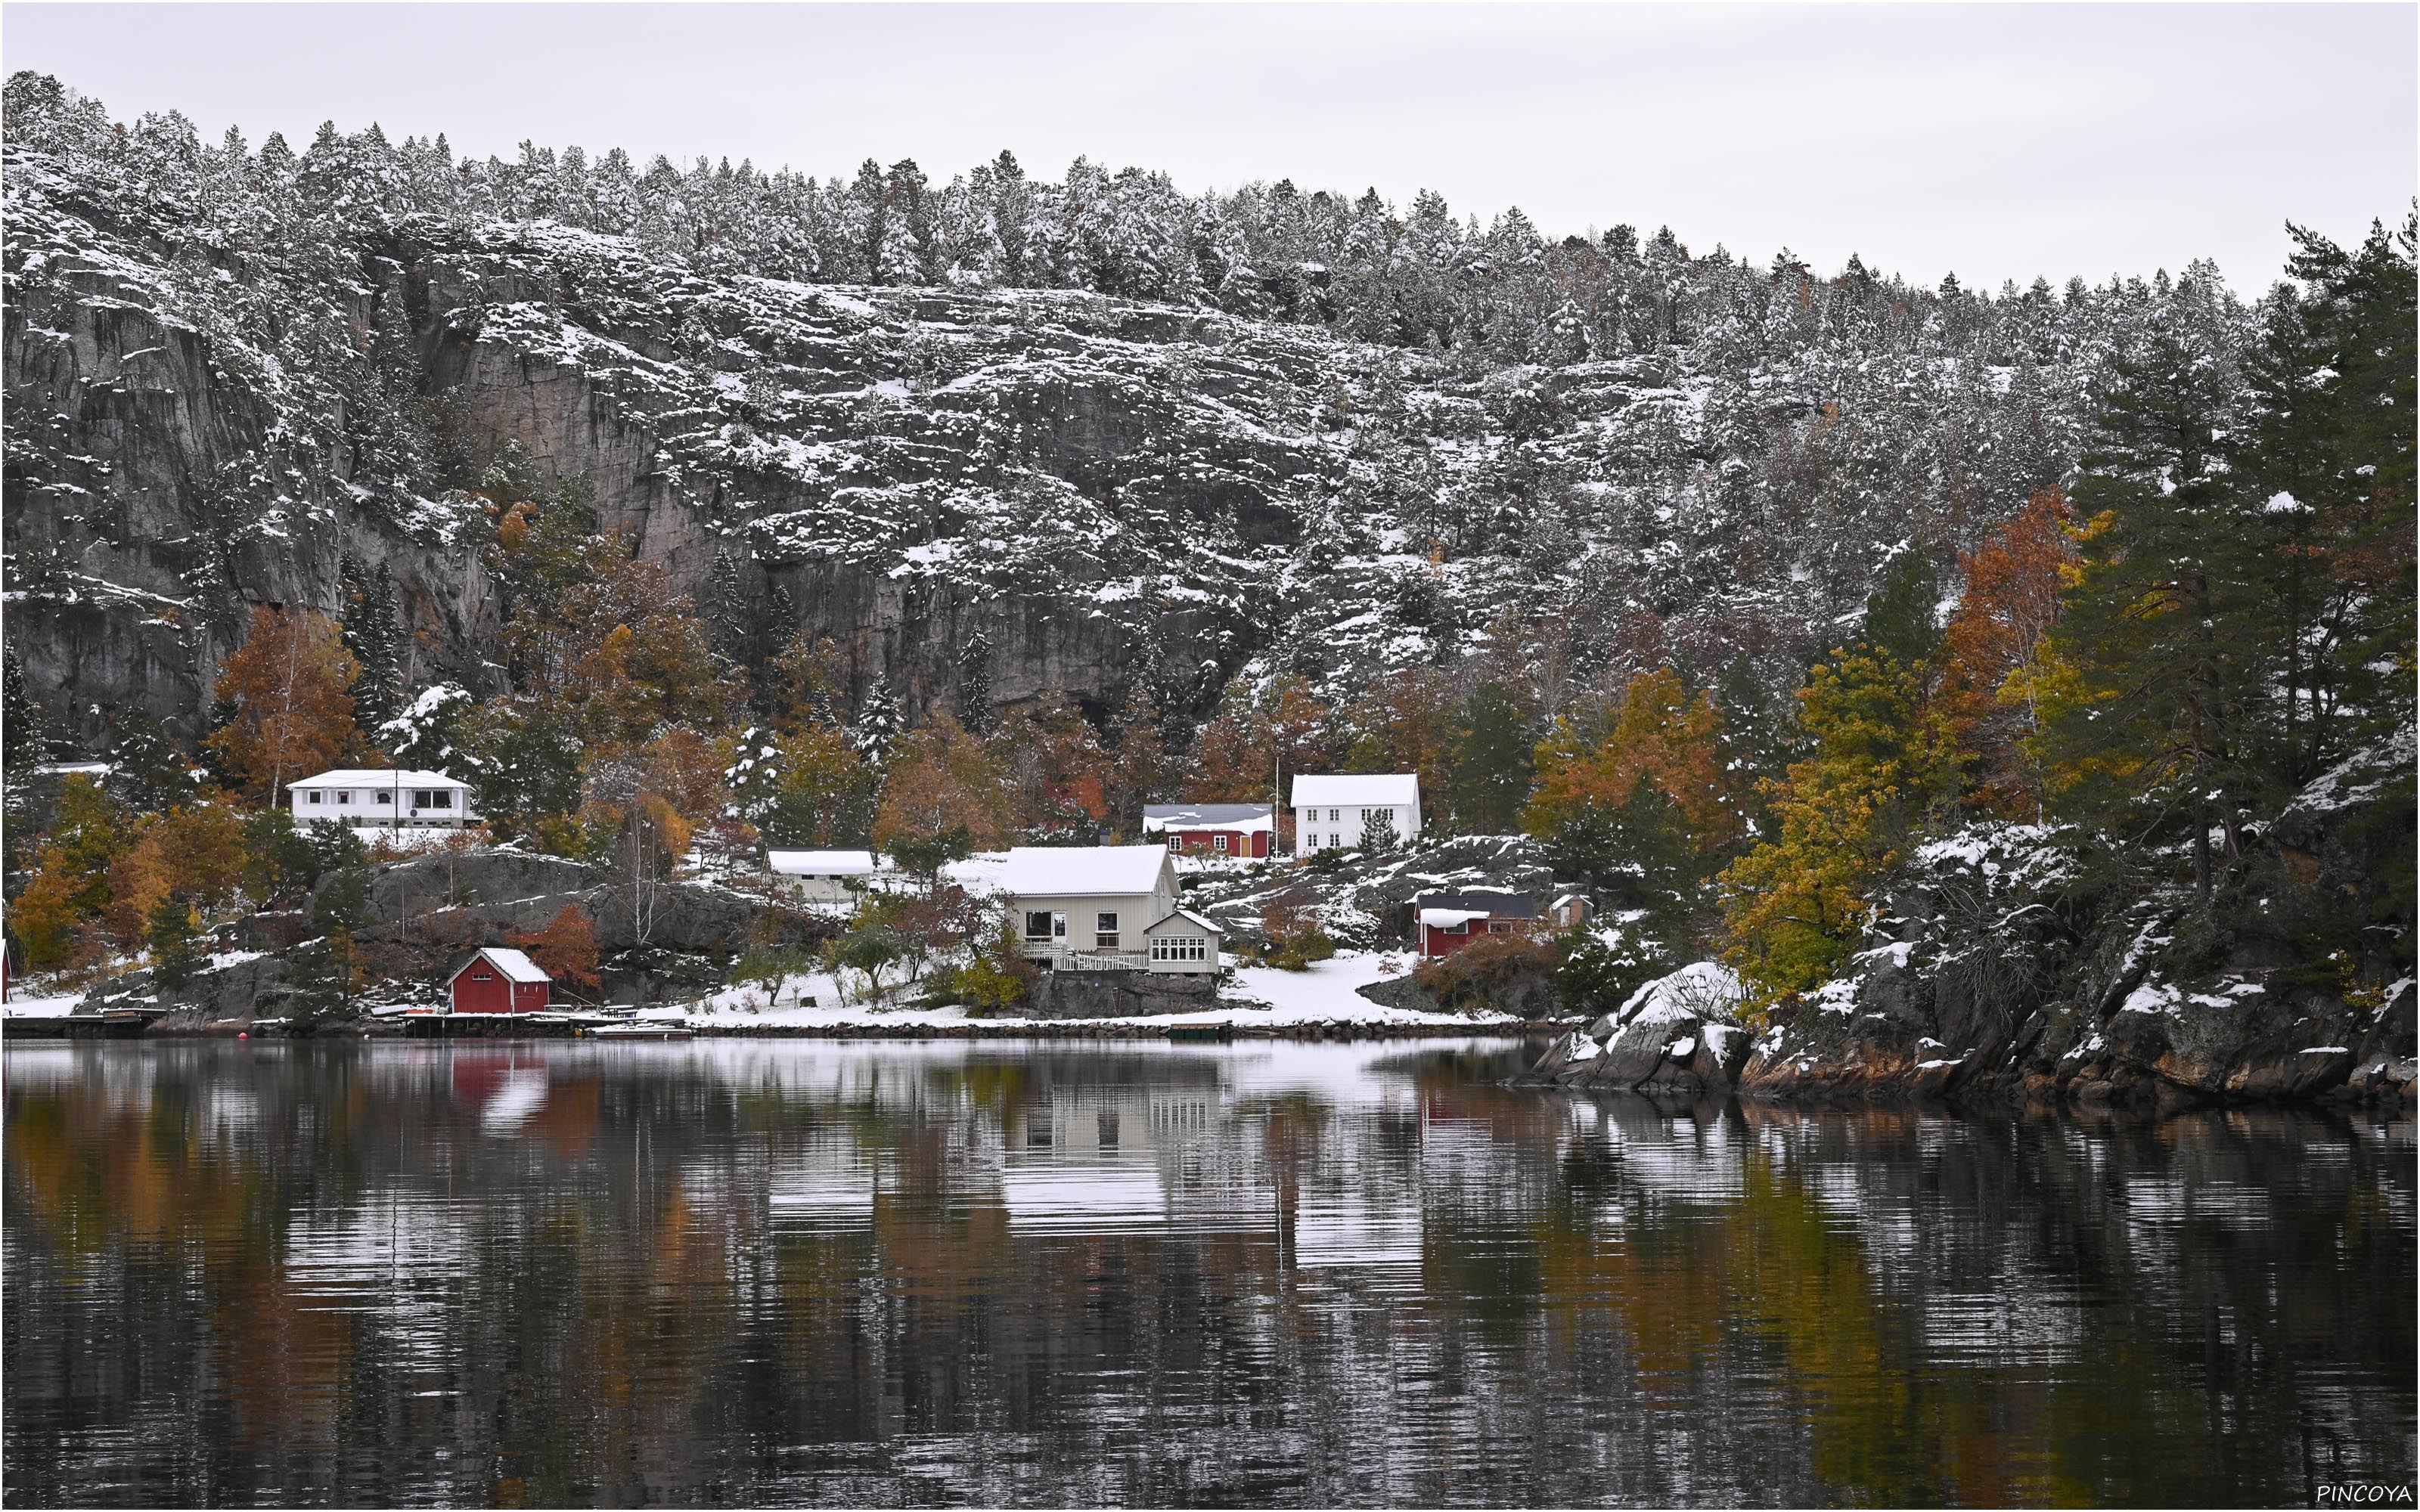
[
  {"xmin": 997, "ymin": 846, "xmax": 1221, "ymax": 974},
  {"xmin": 287, "ymin": 769, "xmax": 477, "ymax": 829},
  {"xmin": 1290, "ymin": 773, "xmax": 1422, "ymax": 855}
]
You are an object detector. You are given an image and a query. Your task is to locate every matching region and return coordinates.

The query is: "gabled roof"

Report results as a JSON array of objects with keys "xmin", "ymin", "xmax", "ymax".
[
  {"xmin": 452, "ymin": 947, "xmax": 549, "ymax": 984},
  {"xmin": 995, "ymin": 845, "xmax": 1171, "ymax": 897},
  {"xmin": 767, "ymin": 849, "xmax": 877, "ymax": 876},
  {"xmin": 1413, "ymin": 890, "xmax": 1540, "ymax": 920},
  {"xmin": 1291, "ymin": 773, "xmax": 1419, "ymax": 807},
  {"xmin": 1140, "ymin": 803, "xmax": 1274, "ymax": 833},
  {"xmin": 1145, "ymin": 907, "xmax": 1227, "ymax": 937},
  {"xmin": 290, "ymin": 768, "xmax": 470, "ymax": 789}
]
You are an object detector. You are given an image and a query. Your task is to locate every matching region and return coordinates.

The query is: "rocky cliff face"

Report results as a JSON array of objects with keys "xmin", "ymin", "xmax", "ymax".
[{"xmin": 5, "ymin": 116, "xmax": 2130, "ymax": 753}]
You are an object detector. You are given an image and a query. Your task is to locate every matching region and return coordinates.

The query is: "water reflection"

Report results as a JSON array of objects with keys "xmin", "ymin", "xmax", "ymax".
[{"xmin": 5, "ymin": 1040, "xmax": 2412, "ymax": 1507}]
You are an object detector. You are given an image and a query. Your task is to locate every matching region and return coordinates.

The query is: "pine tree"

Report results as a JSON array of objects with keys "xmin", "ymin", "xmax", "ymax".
[
  {"xmin": 852, "ymin": 674, "xmax": 903, "ymax": 764},
  {"xmin": 146, "ymin": 891, "xmax": 201, "ymax": 992},
  {"xmin": 957, "ymin": 627, "xmax": 995, "ymax": 735},
  {"xmin": 107, "ymin": 708, "xmax": 191, "ymax": 815},
  {"xmin": 2037, "ymin": 311, "xmax": 2255, "ymax": 905},
  {"xmin": 1446, "ymin": 681, "xmax": 1532, "ymax": 834},
  {"xmin": 709, "ymin": 546, "xmax": 751, "ymax": 658},
  {"xmin": 3, "ymin": 650, "xmax": 45, "ymax": 776}
]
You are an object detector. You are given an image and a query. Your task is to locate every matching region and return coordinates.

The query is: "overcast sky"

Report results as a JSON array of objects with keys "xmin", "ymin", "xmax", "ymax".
[{"xmin": 4, "ymin": 3, "xmax": 2412, "ymax": 291}]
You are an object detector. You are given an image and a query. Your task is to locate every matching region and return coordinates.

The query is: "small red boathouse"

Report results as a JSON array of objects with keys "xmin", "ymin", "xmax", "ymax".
[{"xmin": 449, "ymin": 947, "xmax": 552, "ymax": 1015}]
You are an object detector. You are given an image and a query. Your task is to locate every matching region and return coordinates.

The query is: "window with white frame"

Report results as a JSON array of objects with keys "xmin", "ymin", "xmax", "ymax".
[
  {"xmin": 336, "ymin": 791, "xmax": 352, "ymax": 804},
  {"xmin": 1024, "ymin": 911, "xmax": 1056, "ymax": 940},
  {"xmin": 1150, "ymin": 936, "xmax": 1208, "ymax": 963},
  {"xmin": 1168, "ymin": 835, "xmax": 1182, "ymax": 851},
  {"xmin": 307, "ymin": 791, "xmax": 322, "ymax": 804},
  {"xmin": 1214, "ymin": 834, "xmax": 1229, "ymax": 852}
]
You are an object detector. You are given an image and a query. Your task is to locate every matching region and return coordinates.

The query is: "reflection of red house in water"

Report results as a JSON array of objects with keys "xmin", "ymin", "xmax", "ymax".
[
  {"xmin": 1414, "ymin": 891, "xmax": 1544, "ymax": 958},
  {"xmin": 448, "ymin": 947, "xmax": 552, "ymax": 1014}
]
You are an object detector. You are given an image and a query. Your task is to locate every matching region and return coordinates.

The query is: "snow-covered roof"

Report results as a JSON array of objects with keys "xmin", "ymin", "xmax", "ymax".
[
  {"xmin": 995, "ymin": 845, "xmax": 1171, "ymax": 897},
  {"xmin": 290, "ymin": 768, "xmax": 470, "ymax": 789},
  {"xmin": 1418, "ymin": 908, "xmax": 1488, "ymax": 928},
  {"xmin": 458, "ymin": 947, "xmax": 549, "ymax": 984},
  {"xmin": 1140, "ymin": 803, "xmax": 1274, "ymax": 833},
  {"xmin": 1413, "ymin": 891, "xmax": 1540, "ymax": 919},
  {"xmin": 1145, "ymin": 908, "xmax": 1227, "ymax": 937},
  {"xmin": 767, "ymin": 849, "xmax": 877, "ymax": 876},
  {"xmin": 1291, "ymin": 773, "xmax": 1419, "ymax": 807}
]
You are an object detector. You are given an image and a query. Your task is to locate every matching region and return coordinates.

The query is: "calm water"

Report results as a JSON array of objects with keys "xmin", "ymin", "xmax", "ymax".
[{"xmin": 3, "ymin": 1040, "xmax": 2412, "ymax": 1507}]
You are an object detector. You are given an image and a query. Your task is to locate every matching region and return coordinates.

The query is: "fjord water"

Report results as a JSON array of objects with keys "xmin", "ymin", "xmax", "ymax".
[{"xmin": 4, "ymin": 1041, "xmax": 2410, "ymax": 1507}]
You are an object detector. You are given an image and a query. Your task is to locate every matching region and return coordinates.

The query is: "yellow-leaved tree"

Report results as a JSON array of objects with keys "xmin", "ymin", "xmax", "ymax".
[{"xmin": 1719, "ymin": 650, "xmax": 1959, "ymax": 1006}]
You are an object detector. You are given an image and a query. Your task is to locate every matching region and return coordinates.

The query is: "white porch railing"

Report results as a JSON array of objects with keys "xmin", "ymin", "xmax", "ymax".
[{"xmin": 1021, "ymin": 945, "xmax": 1152, "ymax": 971}]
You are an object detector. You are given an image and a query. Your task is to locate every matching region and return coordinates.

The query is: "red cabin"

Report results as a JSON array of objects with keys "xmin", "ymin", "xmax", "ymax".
[
  {"xmin": 1142, "ymin": 804, "xmax": 1274, "ymax": 860},
  {"xmin": 449, "ymin": 947, "xmax": 551, "ymax": 1014},
  {"xmin": 1413, "ymin": 891, "xmax": 1543, "ymax": 958}
]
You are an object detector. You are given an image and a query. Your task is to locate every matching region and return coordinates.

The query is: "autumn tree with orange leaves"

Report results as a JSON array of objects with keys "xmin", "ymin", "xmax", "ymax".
[
  {"xmin": 204, "ymin": 606, "xmax": 364, "ymax": 799},
  {"xmin": 1936, "ymin": 488, "xmax": 2077, "ymax": 813}
]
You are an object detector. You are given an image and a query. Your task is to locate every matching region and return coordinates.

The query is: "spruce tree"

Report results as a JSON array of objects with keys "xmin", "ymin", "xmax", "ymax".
[
  {"xmin": 852, "ymin": 675, "xmax": 903, "ymax": 764},
  {"xmin": 958, "ymin": 628, "xmax": 995, "ymax": 735}
]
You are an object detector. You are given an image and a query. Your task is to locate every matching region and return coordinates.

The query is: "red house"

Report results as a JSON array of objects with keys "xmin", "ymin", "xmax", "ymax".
[
  {"xmin": 1413, "ymin": 891, "xmax": 1544, "ymax": 958},
  {"xmin": 449, "ymin": 947, "xmax": 552, "ymax": 1014},
  {"xmin": 1142, "ymin": 804, "xmax": 1274, "ymax": 859}
]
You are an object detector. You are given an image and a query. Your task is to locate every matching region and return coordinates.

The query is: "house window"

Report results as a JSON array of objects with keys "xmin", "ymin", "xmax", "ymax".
[
  {"xmin": 1095, "ymin": 911, "xmax": 1118, "ymax": 949},
  {"xmin": 1151, "ymin": 936, "xmax": 1208, "ymax": 962},
  {"xmin": 1168, "ymin": 836, "xmax": 1182, "ymax": 852},
  {"xmin": 427, "ymin": 790, "xmax": 453, "ymax": 810},
  {"xmin": 1488, "ymin": 920, "xmax": 1513, "ymax": 934},
  {"xmin": 472, "ymin": 970, "xmax": 494, "ymax": 981},
  {"xmin": 1025, "ymin": 911, "xmax": 1056, "ymax": 940},
  {"xmin": 307, "ymin": 791, "xmax": 322, "ymax": 804},
  {"xmin": 374, "ymin": 791, "xmax": 392, "ymax": 804},
  {"xmin": 1214, "ymin": 834, "xmax": 1229, "ymax": 852},
  {"xmin": 1328, "ymin": 808, "xmax": 1340, "ymax": 823},
  {"xmin": 1329, "ymin": 835, "xmax": 1341, "ymax": 849},
  {"xmin": 335, "ymin": 790, "xmax": 352, "ymax": 804}
]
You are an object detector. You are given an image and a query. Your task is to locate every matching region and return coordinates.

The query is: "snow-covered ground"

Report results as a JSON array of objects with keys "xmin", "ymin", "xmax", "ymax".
[
  {"xmin": 681, "ymin": 950, "xmax": 1521, "ymax": 1031},
  {"xmin": 2, "ymin": 991, "xmax": 85, "ymax": 1020}
]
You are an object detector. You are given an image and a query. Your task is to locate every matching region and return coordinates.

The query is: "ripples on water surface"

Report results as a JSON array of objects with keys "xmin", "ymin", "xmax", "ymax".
[{"xmin": 4, "ymin": 1039, "xmax": 2412, "ymax": 1507}]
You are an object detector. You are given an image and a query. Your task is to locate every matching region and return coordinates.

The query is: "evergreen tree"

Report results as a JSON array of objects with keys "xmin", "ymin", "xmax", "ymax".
[
  {"xmin": 2228, "ymin": 215, "xmax": 2417, "ymax": 801},
  {"xmin": 107, "ymin": 708, "xmax": 191, "ymax": 815},
  {"xmin": 1446, "ymin": 681, "xmax": 1533, "ymax": 833},
  {"xmin": 708, "ymin": 546, "xmax": 751, "ymax": 658},
  {"xmin": 958, "ymin": 627, "xmax": 995, "ymax": 735},
  {"xmin": 852, "ymin": 675, "xmax": 904, "ymax": 764},
  {"xmin": 145, "ymin": 891, "xmax": 202, "ymax": 992},
  {"xmin": 1859, "ymin": 549, "xmax": 1945, "ymax": 674},
  {"xmin": 3, "ymin": 649, "xmax": 45, "ymax": 774},
  {"xmin": 2038, "ymin": 311, "xmax": 2255, "ymax": 904},
  {"xmin": 339, "ymin": 556, "xmax": 405, "ymax": 731}
]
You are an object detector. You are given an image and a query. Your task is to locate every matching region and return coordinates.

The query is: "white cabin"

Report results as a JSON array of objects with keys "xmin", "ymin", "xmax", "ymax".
[
  {"xmin": 767, "ymin": 849, "xmax": 879, "ymax": 903},
  {"xmin": 288, "ymin": 769, "xmax": 475, "ymax": 829},
  {"xmin": 1290, "ymin": 773, "xmax": 1422, "ymax": 855},
  {"xmin": 997, "ymin": 846, "xmax": 1215, "ymax": 974}
]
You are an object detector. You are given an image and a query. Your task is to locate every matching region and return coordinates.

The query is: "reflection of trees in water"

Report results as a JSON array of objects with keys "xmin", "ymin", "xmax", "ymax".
[{"xmin": 4, "ymin": 1043, "xmax": 2412, "ymax": 1506}]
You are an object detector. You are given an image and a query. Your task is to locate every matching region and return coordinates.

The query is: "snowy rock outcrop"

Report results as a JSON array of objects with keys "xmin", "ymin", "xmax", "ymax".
[{"xmin": 1527, "ymin": 962, "xmax": 1753, "ymax": 1095}]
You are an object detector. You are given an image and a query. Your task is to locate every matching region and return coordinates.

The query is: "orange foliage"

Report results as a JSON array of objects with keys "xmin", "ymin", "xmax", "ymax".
[
  {"xmin": 1528, "ymin": 667, "xmax": 1734, "ymax": 849},
  {"xmin": 871, "ymin": 714, "xmax": 1013, "ymax": 850},
  {"xmin": 513, "ymin": 903, "xmax": 602, "ymax": 993},
  {"xmin": 203, "ymin": 606, "xmax": 362, "ymax": 799},
  {"xmin": 1938, "ymin": 488, "xmax": 2077, "ymax": 810}
]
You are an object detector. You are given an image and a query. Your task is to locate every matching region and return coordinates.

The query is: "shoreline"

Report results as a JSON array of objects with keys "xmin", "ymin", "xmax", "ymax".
[{"xmin": 1, "ymin": 1015, "xmax": 1567, "ymax": 1043}]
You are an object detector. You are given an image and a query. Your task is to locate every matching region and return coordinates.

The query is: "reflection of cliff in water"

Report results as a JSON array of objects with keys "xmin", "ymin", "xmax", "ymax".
[{"xmin": 4, "ymin": 1041, "xmax": 2411, "ymax": 1507}]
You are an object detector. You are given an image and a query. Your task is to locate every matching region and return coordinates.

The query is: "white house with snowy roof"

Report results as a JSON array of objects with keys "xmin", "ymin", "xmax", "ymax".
[
  {"xmin": 287, "ymin": 769, "xmax": 476, "ymax": 829},
  {"xmin": 1290, "ymin": 773, "xmax": 1421, "ymax": 855},
  {"xmin": 994, "ymin": 845, "xmax": 1220, "ymax": 973},
  {"xmin": 766, "ymin": 849, "xmax": 880, "ymax": 903}
]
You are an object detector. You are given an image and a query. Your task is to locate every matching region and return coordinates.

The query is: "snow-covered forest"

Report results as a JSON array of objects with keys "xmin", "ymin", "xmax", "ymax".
[{"xmin": 2, "ymin": 71, "xmax": 2410, "ymax": 1073}]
